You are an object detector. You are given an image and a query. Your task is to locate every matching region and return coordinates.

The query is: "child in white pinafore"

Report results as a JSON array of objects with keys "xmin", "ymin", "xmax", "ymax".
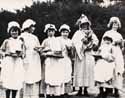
[
  {"xmin": 41, "ymin": 24, "xmax": 65, "ymax": 98},
  {"xmin": 0, "ymin": 21, "xmax": 25, "ymax": 98},
  {"xmin": 57, "ymin": 24, "xmax": 73, "ymax": 95},
  {"xmin": 21, "ymin": 19, "xmax": 41, "ymax": 98},
  {"xmin": 101, "ymin": 17, "xmax": 124, "ymax": 97},
  {"xmin": 95, "ymin": 36, "xmax": 115, "ymax": 98}
]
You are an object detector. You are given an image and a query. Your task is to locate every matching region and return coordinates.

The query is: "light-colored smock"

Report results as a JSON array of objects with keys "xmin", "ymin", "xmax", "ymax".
[
  {"xmin": 72, "ymin": 30, "xmax": 99, "ymax": 87},
  {"xmin": 95, "ymin": 44, "xmax": 115, "ymax": 83},
  {"xmin": 41, "ymin": 36, "xmax": 65, "ymax": 95},
  {"xmin": 20, "ymin": 32, "xmax": 41, "ymax": 84},
  {"xmin": 57, "ymin": 36, "xmax": 72, "ymax": 83},
  {"xmin": 102, "ymin": 30, "xmax": 124, "ymax": 89},
  {"xmin": 1, "ymin": 37, "xmax": 25, "ymax": 90}
]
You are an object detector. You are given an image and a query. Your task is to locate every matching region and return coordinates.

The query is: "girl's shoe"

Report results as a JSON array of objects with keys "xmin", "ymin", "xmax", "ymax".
[
  {"xmin": 67, "ymin": 91, "xmax": 78, "ymax": 96},
  {"xmin": 113, "ymin": 88, "xmax": 119, "ymax": 97}
]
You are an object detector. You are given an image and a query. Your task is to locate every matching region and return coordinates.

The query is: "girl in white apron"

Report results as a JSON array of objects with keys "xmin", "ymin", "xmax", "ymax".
[
  {"xmin": 101, "ymin": 17, "xmax": 124, "ymax": 97},
  {"xmin": 57, "ymin": 24, "xmax": 73, "ymax": 96},
  {"xmin": 94, "ymin": 36, "xmax": 115, "ymax": 98},
  {"xmin": 72, "ymin": 14, "xmax": 99, "ymax": 96},
  {"xmin": 21, "ymin": 19, "xmax": 41, "ymax": 98},
  {"xmin": 0, "ymin": 21, "xmax": 25, "ymax": 98},
  {"xmin": 41, "ymin": 24, "xmax": 65, "ymax": 98}
]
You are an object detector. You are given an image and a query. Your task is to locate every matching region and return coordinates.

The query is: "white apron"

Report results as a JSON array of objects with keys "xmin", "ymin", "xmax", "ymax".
[
  {"xmin": 1, "ymin": 37, "xmax": 24, "ymax": 90},
  {"xmin": 20, "ymin": 32, "xmax": 41, "ymax": 84}
]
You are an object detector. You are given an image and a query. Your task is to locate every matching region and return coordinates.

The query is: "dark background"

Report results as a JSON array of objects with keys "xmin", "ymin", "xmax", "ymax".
[{"xmin": 0, "ymin": 0, "xmax": 125, "ymax": 45}]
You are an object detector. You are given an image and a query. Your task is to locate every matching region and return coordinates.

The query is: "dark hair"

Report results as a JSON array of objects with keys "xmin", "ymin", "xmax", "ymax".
[
  {"xmin": 22, "ymin": 27, "xmax": 29, "ymax": 32},
  {"xmin": 103, "ymin": 36, "xmax": 113, "ymax": 43},
  {"xmin": 22, "ymin": 25, "xmax": 36, "ymax": 33},
  {"xmin": 47, "ymin": 28, "xmax": 55, "ymax": 32},
  {"xmin": 108, "ymin": 22, "xmax": 114, "ymax": 29},
  {"xmin": 60, "ymin": 29, "xmax": 69, "ymax": 33},
  {"xmin": 9, "ymin": 26, "xmax": 21, "ymax": 35},
  {"xmin": 30, "ymin": 24, "xmax": 36, "ymax": 28}
]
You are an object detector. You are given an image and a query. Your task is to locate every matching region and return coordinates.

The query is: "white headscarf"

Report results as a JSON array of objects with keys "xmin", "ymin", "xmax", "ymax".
[
  {"xmin": 7, "ymin": 21, "xmax": 20, "ymax": 33},
  {"xmin": 44, "ymin": 24, "xmax": 57, "ymax": 33},
  {"xmin": 59, "ymin": 24, "xmax": 71, "ymax": 32},
  {"xmin": 76, "ymin": 14, "xmax": 91, "ymax": 28},
  {"xmin": 22, "ymin": 19, "xmax": 36, "ymax": 31},
  {"xmin": 107, "ymin": 17, "xmax": 121, "ymax": 28}
]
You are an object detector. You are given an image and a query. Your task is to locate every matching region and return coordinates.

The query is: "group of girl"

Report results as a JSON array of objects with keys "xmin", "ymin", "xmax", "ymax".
[{"xmin": 0, "ymin": 14, "xmax": 124, "ymax": 98}]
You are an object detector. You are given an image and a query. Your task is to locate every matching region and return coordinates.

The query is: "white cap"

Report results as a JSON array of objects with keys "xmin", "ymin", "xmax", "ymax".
[
  {"xmin": 7, "ymin": 21, "xmax": 20, "ymax": 33},
  {"xmin": 22, "ymin": 19, "xmax": 36, "ymax": 31},
  {"xmin": 76, "ymin": 14, "xmax": 91, "ymax": 26},
  {"xmin": 44, "ymin": 24, "xmax": 57, "ymax": 33},
  {"xmin": 107, "ymin": 17, "xmax": 121, "ymax": 28},
  {"xmin": 59, "ymin": 24, "xmax": 71, "ymax": 32}
]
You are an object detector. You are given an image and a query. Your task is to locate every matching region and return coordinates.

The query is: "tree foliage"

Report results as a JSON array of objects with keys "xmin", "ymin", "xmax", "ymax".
[{"xmin": 0, "ymin": 1, "xmax": 125, "ymax": 45}]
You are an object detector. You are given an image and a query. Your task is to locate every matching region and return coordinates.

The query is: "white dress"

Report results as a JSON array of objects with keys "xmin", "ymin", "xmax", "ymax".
[
  {"xmin": 57, "ymin": 36, "xmax": 72, "ymax": 83},
  {"xmin": 1, "ymin": 37, "xmax": 25, "ymax": 90},
  {"xmin": 20, "ymin": 32, "xmax": 41, "ymax": 84},
  {"xmin": 101, "ymin": 30, "xmax": 124, "ymax": 89},
  {"xmin": 94, "ymin": 44, "xmax": 115, "ymax": 83},
  {"xmin": 72, "ymin": 30, "xmax": 99, "ymax": 87},
  {"xmin": 41, "ymin": 36, "xmax": 65, "ymax": 95},
  {"xmin": 20, "ymin": 32, "xmax": 41, "ymax": 98},
  {"xmin": 57, "ymin": 37, "xmax": 73, "ymax": 93}
]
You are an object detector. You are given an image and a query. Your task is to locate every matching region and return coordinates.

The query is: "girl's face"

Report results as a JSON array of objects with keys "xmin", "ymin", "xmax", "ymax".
[
  {"xmin": 10, "ymin": 28, "xmax": 19, "ymax": 39},
  {"xmin": 104, "ymin": 40, "xmax": 112, "ymax": 45},
  {"xmin": 61, "ymin": 29, "xmax": 69, "ymax": 38},
  {"xmin": 112, "ymin": 21, "xmax": 119, "ymax": 30},
  {"xmin": 47, "ymin": 29, "xmax": 55, "ymax": 37},
  {"xmin": 80, "ymin": 22, "xmax": 89, "ymax": 30}
]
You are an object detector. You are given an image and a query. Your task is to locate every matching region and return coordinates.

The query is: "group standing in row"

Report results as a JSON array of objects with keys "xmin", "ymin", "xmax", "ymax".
[{"xmin": 0, "ymin": 14, "xmax": 124, "ymax": 98}]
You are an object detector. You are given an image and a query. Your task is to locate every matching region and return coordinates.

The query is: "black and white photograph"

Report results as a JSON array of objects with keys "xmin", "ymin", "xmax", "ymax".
[{"xmin": 0, "ymin": 0, "xmax": 125, "ymax": 98}]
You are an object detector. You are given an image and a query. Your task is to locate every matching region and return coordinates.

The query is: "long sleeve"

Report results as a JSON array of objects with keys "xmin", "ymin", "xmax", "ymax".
[
  {"xmin": 41, "ymin": 39, "xmax": 47, "ymax": 48},
  {"xmin": 72, "ymin": 31, "xmax": 83, "ymax": 60},
  {"xmin": 113, "ymin": 46, "xmax": 124, "ymax": 74},
  {"xmin": 35, "ymin": 37, "xmax": 40, "ymax": 47},
  {"xmin": 20, "ymin": 38, "xmax": 26, "ymax": 59}
]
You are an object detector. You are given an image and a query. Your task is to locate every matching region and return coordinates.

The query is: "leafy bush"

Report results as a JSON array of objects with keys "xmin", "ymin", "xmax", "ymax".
[{"xmin": 0, "ymin": 1, "xmax": 125, "ymax": 45}]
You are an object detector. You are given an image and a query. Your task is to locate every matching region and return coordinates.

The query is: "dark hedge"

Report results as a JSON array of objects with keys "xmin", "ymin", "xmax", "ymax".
[{"xmin": 0, "ymin": 1, "xmax": 125, "ymax": 45}]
